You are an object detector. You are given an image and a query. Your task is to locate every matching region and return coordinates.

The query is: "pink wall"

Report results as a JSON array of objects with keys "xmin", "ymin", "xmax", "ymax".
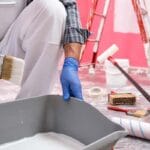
[{"xmin": 77, "ymin": 0, "xmax": 147, "ymax": 67}]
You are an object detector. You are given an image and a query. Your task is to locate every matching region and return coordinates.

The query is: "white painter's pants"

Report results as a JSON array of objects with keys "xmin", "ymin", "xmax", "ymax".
[{"xmin": 0, "ymin": 0, "xmax": 67, "ymax": 99}]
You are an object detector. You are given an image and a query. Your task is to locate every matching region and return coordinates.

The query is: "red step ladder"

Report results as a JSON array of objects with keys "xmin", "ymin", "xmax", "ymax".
[
  {"xmin": 80, "ymin": 0, "xmax": 111, "ymax": 68},
  {"xmin": 131, "ymin": 0, "xmax": 150, "ymax": 68}
]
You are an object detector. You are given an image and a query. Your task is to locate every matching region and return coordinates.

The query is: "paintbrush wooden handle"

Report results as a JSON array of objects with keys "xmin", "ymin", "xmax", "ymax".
[{"xmin": 107, "ymin": 105, "xmax": 128, "ymax": 113}]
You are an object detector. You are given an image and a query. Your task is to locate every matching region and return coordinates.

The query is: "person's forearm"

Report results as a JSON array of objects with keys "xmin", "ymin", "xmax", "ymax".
[
  {"xmin": 64, "ymin": 43, "xmax": 82, "ymax": 61},
  {"xmin": 61, "ymin": 43, "xmax": 83, "ymax": 101}
]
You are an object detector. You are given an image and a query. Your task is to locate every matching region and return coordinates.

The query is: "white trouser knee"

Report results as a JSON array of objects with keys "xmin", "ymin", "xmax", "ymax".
[
  {"xmin": 0, "ymin": 0, "xmax": 67, "ymax": 99},
  {"xmin": 0, "ymin": 0, "xmax": 67, "ymax": 57}
]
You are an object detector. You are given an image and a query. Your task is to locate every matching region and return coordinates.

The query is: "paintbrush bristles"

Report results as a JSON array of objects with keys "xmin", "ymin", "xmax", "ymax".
[
  {"xmin": 127, "ymin": 110, "xmax": 149, "ymax": 118},
  {"xmin": 0, "ymin": 55, "xmax": 24, "ymax": 85},
  {"xmin": 1, "ymin": 55, "xmax": 13, "ymax": 80}
]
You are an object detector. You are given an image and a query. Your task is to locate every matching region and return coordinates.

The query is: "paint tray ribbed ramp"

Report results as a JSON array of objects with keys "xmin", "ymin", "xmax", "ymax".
[{"xmin": 0, "ymin": 95, "xmax": 127, "ymax": 150}]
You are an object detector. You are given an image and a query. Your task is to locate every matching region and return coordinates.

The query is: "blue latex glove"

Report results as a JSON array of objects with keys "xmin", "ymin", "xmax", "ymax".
[{"xmin": 60, "ymin": 57, "xmax": 83, "ymax": 101}]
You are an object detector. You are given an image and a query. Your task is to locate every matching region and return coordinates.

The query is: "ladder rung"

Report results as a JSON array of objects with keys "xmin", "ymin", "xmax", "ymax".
[
  {"xmin": 87, "ymin": 39, "xmax": 99, "ymax": 42},
  {"xmin": 94, "ymin": 12, "xmax": 106, "ymax": 18}
]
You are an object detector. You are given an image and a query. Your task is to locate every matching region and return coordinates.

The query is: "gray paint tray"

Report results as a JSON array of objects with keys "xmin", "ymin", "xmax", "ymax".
[{"xmin": 0, "ymin": 95, "xmax": 127, "ymax": 150}]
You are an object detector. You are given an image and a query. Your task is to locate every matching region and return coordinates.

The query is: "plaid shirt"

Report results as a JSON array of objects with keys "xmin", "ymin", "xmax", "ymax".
[{"xmin": 27, "ymin": 0, "xmax": 90, "ymax": 45}]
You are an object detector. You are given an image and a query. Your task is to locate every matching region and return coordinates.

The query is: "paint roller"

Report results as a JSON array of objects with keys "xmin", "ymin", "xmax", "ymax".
[{"xmin": 97, "ymin": 44, "xmax": 150, "ymax": 102}]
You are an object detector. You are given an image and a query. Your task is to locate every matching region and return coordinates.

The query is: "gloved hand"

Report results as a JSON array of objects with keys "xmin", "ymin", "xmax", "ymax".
[{"xmin": 60, "ymin": 57, "xmax": 83, "ymax": 101}]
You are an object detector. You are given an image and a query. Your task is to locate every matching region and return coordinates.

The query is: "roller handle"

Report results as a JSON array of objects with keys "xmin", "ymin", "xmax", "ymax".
[{"xmin": 108, "ymin": 56, "xmax": 150, "ymax": 102}]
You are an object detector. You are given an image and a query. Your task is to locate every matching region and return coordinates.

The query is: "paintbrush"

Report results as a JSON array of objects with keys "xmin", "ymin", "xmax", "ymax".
[
  {"xmin": 107, "ymin": 105, "xmax": 149, "ymax": 118},
  {"xmin": 0, "ymin": 55, "xmax": 24, "ymax": 85},
  {"xmin": 97, "ymin": 44, "xmax": 150, "ymax": 103}
]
